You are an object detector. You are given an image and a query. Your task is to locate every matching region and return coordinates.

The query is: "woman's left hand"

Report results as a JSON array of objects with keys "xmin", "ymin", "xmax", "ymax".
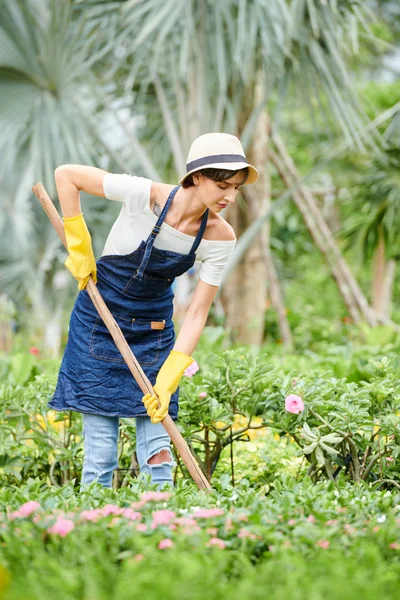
[{"xmin": 142, "ymin": 350, "xmax": 194, "ymax": 423}]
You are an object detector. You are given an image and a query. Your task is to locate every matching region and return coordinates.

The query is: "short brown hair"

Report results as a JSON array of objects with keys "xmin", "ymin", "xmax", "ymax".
[{"xmin": 181, "ymin": 167, "xmax": 249, "ymax": 188}]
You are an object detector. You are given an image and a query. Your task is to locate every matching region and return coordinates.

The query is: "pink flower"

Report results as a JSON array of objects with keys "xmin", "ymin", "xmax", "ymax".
[
  {"xmin": 316, "ymin": 540, "xmax": 330, "ymax": 549},
  {"xmin": 287, "ymin": 519, "xmax": 296, "ymax": 526},
  {"xmin": 326, "ymin": 519, "xmax": 338, "ymax": 526},
  {"xmin": 9, "ymin": 501, "xmax": 41, "ymax": 520},
  {"xmin": 285, "ymin": 394, "xmax": 304, "ymax": 414},
  {"xmin": 29, "ymin": 346, "xmax": 40, "ymax": 356},
  {"xmin": 134, "ymin": 554, "xmax": 145, "ymax": 562},
  {"xmin": 136, "ymin": 523, "xmax": 147, "ymax": 532},
  {"xmin": 386, "ymin": 457, "xmax": 394, "ymax": 462},
  {"xmin": 238, "ymin": 529, "xmax": 257, "ymax": 540},
  {"xmin": 184, "ymin": 361, "xmax": 199, "ymax": 377},
  {"xmin": 101, "ymin": 504, "xmax": 122, "ymax": 516},
  {"xmin": 175, "ymin": 517, "xmax": 198, "ymax": 527},
  {"xmin": 141, "ymin": 491, "xmax": 171, "ymax": 502},
  {"xmin": 207, "ymin": 527, "xmax": 219, "ymax": 535},
  {"xmin": 193, "ymin": 508, "xmax": 224, "ymax": 519},
  {"xmin": 151, "ymin": 510, "xmax": 176, "ymax": 528},
  {"xmin": 47, "ymin": 518, "xmax": 75, "ymax": 537},
  {"xmin": 80, "ymin": 508, "xmax": 103, "ymax": 522},
  {"xmin": 130, "ymin": 501, "xmax": 147, "ymax": 510},
  {"xmin": 389, "ymin": 542, "xmax": 400, "ymax": 550},
  {"xmin": 307, "ymin": 515, "xmax": 316, "ymax": 523},
  {"xmin": 198, "ymin": 391, "xmax": 208, "ymax": 399},
  {"xmin": 158, "ymin": 538, "xmax": 173, "ymax": 550},
  {"xmin": 120, "ymin": 508, "xmax": 141, "ymax": 521},
  {"xmin": 207, "ymin": 537, "xmax": 226, "ymax": 549}
]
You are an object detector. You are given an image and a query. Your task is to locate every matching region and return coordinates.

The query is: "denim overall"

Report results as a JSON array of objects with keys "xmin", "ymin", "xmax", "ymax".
[{"xmin": 49, "ymin": 185, "xmax": 209, "ymax": 420}]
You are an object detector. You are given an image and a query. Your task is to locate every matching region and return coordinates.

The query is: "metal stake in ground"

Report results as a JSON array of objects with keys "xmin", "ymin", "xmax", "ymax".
[{"xmin": 33, "ymin": 182, "xmax": 211, "ymax": 491}]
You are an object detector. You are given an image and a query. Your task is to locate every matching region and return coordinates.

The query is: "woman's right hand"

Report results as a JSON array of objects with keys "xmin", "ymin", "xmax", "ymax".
[{"xmin": 64, "ymin": 213, "xmax": 97, "ymax": 290}]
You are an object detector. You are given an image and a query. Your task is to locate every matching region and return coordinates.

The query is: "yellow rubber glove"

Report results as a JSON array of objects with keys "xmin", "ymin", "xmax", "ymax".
[
  {"xmin": 63, "ymin": 213, "xmax": 97, "ymax": 291},
  {"xmin": 143, "ymin": 350, "xmax": 194, "ymax": 423}
]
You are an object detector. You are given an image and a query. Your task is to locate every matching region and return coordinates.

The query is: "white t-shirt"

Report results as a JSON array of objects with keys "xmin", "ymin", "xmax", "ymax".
[{"xmin": 102, "ymin": 174, "xmax": 236, "ymax": 287}]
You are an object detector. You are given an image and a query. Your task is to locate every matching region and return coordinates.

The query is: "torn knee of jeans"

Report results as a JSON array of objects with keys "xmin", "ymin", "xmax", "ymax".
[{"xmin": 147, "ymin": 448, "xmax": 174, "ymax": 468}]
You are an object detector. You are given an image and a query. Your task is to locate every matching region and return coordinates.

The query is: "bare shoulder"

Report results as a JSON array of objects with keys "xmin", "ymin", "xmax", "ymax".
[
  {"xmin": 205, "ymin": 214, "xmax": 236, "ymax": 242},
  {"xmin": 150, "ymin": 181, "xmax": 174, "ymax": 207}
]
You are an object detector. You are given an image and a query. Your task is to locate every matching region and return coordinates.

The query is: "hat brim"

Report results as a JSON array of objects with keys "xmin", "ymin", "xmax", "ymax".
[{"xmin": 179, "ymin": 162, "xmax": 259, "ymax": 185}]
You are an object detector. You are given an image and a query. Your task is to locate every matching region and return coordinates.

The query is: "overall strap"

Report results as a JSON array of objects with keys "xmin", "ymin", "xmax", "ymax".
[
  {"xmin": 189, "ymin": 209, "xmax": 209, "ymax": 254},
  {"xmin": 146, "ymin": 185, "xmax": 180, "ymax": 243},
  {"xmin": 135, "ymin": 185, "xmax": 180, "ymax": 280}
]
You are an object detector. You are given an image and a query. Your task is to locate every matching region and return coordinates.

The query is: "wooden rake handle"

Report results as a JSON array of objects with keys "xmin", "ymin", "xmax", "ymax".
[{"xmin": 33, "ymin": 182, "xmax": 211, "ymax": 491}]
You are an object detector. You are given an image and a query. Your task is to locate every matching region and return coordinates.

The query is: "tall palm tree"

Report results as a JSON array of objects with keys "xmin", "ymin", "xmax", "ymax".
[
  {"xmin": 342, "ymin": 148, "xmax": 400, "ymax": 318},
  {"xmin": 0, "ymin": 0, "xmax": 114, "ymax": 353}
]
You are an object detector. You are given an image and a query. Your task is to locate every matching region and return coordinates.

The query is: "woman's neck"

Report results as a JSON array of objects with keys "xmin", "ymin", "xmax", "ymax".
[{"xmin": 167, "ymin": 186, "xmax": 207, "ymax": 228}]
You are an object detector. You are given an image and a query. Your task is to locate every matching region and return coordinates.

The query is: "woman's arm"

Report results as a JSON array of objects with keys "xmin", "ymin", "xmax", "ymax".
[
  {"xmin": 173, "ymin": 279, "xmax": 219, "ymax": 356},
  {"xmin": 54, "ymin": 165, "xmax": 108, "ymax": 217}
]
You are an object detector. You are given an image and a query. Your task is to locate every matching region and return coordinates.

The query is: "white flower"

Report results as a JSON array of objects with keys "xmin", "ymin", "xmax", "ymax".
[{"xmin": 377, "ymin": 515, "xmax": 386, "ymax": 524}]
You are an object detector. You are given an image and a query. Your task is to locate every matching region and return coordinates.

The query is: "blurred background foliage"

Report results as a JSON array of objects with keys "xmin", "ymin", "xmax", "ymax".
[{"xmin": 0, "ymin": 0, "xmax": 399, "ymax": 355}]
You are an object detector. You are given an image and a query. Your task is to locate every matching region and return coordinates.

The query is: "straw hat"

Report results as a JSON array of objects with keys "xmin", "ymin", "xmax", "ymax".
[{"xmin": 179, "ymin": 133, "xmax": 259, "ymax": 185}]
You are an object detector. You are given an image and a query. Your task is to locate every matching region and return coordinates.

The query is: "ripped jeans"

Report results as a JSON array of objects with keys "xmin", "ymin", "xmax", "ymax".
[{"xmin": 81, "ymin": 414, "xmax": 174, "ymax": 489}]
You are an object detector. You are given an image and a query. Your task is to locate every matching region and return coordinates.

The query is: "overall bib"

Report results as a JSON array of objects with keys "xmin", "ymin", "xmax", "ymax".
[{"xmin": 49, "ymin": 186, "xmax": 209, "ymax": 420}]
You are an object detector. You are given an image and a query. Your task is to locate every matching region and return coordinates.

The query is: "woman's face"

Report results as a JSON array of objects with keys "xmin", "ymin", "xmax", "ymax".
[{"xmin": 193, "ymin": 172, "xmax": 246, "ymax": 213}]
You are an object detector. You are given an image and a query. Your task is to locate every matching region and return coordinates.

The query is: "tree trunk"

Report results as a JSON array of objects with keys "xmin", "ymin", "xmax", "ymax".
[
  {"xmin": 43, "ymin": 306, "xmax": 63, "ymax": 357},
  {"xmin": 223, "ymin": 80, "xmax": 269, "ymax": 346},
  {"xmin": 270, "ymin": 136, "xmax": 378, "ymax": 326},
  {"xmin": 372, "ymin": 233, "xmax": 395, "ymax": 318}
]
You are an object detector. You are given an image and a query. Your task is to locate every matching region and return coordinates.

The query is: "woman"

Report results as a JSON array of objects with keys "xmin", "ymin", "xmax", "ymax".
[{"xmin": 49, "ymin": 132, "xmax": 258, "ymax": 489}]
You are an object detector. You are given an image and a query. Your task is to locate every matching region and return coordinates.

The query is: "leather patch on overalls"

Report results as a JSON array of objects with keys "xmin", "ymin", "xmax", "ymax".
[{"xmin": 151, "ymin": 320, "xmax": 166, "ymax": 330}]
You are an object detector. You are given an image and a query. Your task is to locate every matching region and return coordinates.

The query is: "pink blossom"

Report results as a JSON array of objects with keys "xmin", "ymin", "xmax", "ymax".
[
  {"xmin": 238, "ymin": 529, "xmax": 257, "ymax": 540},
  {"xmin": 158, "ymin": 538, "xmax": 173, "ymax": 550},
  {"xmin": 307, "ymin": 515, "xmax": 316, "ymax": 523},
  {"xmin": 141, "ymin": 491, "xmax": 171, "ymax": 502},
  {"xmin": 182, "ymin": 525, "xmax": 201, "ymax": 534},
  {"xmin": 130, "ymin": 501, "xmax": 147, "ymax": 510},
  {"xmin": 80, "ymin": 508, "xmax": 103, "ymax": 522},
  {"xmin": 386, "ymin": 457, "xmax": 394, "ymax": 462},
  {"xmin": 9, "ymin": 501, "xmax": 41, "ymax": 520},
  {"xmin": 120, "ymin": 508, "xmax": 141, "ymax": 521},
  {"xmin": 101, "ymin": 504, "xmax": 122, "ymax": 516},
  {"xmin": 175, "ymin": 517, "xmax": 198, "ymax": 527},
  {"xmin": 372, "ymin": 526, "xmax": 380, "ymax": 533},
  {"xmin": 326, "ymin": 519, "xmax": 338, "ymax": 526},
  {"xmin": 134, "ymin": 554, "xmax": 145, "ymax": 561},
  {"xmin": 343, "ymin": 524, "xmax": 356, "ymax": 535},
  {"xmin": 207, "ymin": 527, "xmax": 218, "ymax": 535},
  {"xmin": 151, "ymin": 510, "xmax": 176, "ymax": 528},
  {"xmin": 285, "ymin": 394, "xmax": 304, "ymax": 414},
  {"xmin": 316, "ymin": 540, "xmax": 330, "ymax": 549},
  {"xmin": 136, "ymin": 523, "xmax": 147, "ymax": 532},
  {"xmin": 237, "ymin": 514, "xmax": 249, "ymax": 522},
  {"xmin": 287, "ymin": 519, "xmax": 296, "ymax": 526},
  {"xmin": 184, "ymin": 361, "xmax": 199, "ymax": 377},
  {"xmin": 207, "ymin": 537, "xmax": 226, "ymax": 549},
  {"xmin": 47, "ymin": 518, "xmax": 75, "ymax": 537},
  {"xmin": 198, "ymin": 391, "xmax": 208, "ymax": 399},
  {"xmin": 29, "ymin": 346, "xmax": 40, "ymax": 356},
  {"xmin": 389, "ymin": 542, "xmax": 400, "ymax": 550},
  {"xmin": 193, "ymin": 508, "xmax": 224, "ymax": 519}
]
